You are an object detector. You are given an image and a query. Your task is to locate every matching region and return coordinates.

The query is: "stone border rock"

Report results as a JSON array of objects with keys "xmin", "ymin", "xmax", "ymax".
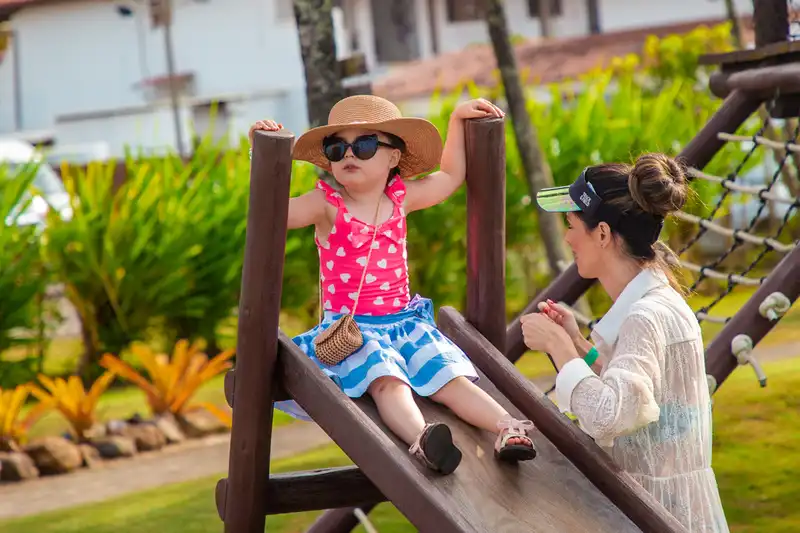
[{"xmin": 0, "ymin": 409, "xmax": 229, "ymax": 483}]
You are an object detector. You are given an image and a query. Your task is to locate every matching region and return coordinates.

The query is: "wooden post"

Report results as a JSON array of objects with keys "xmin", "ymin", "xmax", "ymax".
[
  {"xmin": 217, "ymin": 129, "xmax": 294, "ymax": 533},
  {"xmin": 465, "ymin": 116, "xmax": 507, "ymax": 352},
  {"xmin": 753, "ymin": 0, "xmax": 789, "ymax": 47}
]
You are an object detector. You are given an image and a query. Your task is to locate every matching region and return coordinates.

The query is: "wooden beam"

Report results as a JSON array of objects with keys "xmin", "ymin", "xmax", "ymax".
[
  {"xmin": 264, "ymin": 467, "xmax": 385, "ymax": 515},
  {"xmin": 678, "ymin": 89, "xmax": 763, "ymax": 171},
  {"xmin": 699, "ymin": 40, "xmax": 800, "ymax": 66},
  {"xmin": 278, "ymin": 333, "xmax": 476, "ymax": 533},
  {"xmin": 465, "ymin": 116, "xmax": 507, "ymax": 352},
  {"xmin": 709, "ymin": 63, "xmax": 800, "ymax": 99},
  {"xmin": 306, "ymin": 505, "xmax": 379, "ymax": 533},
  {"xmin": 705, "ymin": 244, "xmax": 800, "ymax": 389},
  {"xmin": 439, "ymin": 307, "xmax": 688, "ymax": 533},
  {"xmin": 505, "ymin": 263, "xmax": 594, "ymax": 363},
  {"xmin": 218, "ymin": 129, "xmax": 294, "ymax": 533}
]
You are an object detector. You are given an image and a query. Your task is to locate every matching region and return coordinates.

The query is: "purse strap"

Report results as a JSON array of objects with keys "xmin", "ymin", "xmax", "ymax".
[{"xmin": 318, "ymin": 193, "xmax": 384, "ymax": 322}]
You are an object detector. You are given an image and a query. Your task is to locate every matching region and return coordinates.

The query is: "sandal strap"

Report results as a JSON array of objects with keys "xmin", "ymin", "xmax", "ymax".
[
  {"xmin": 497, "ymin": 417, "xmax": 535, "ymax": 435},
  {"xmin": 409, "ymin": 424, "xmax": 435, "ymax": 466}
]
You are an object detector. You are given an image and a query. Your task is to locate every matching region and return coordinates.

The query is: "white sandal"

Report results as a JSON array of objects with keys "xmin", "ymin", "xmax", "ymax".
[{"xmin": 494, "ymin": 417, "xmax": 537, "ymax": 462}]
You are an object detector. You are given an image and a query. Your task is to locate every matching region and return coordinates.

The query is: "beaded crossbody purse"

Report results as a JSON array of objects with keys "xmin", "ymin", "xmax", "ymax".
[{"xmin": 313, "ymin": 195, "xmax": 382, "ymax": 366}]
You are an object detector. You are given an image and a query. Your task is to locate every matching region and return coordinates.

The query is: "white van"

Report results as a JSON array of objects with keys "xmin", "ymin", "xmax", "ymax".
[{"xmin": 0, "ymin": 139, "xmax": 73, "ymax": 227}]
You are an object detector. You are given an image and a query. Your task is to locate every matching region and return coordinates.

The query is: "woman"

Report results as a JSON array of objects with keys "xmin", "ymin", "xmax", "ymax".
[{"xmin": 522, "ymin": 153, "xmax": 729, "ymax": 532}]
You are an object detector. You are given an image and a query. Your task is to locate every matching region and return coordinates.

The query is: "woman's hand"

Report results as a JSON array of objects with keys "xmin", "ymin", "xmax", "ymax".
[
  {"xmin": 249, "ymin": 119, "xmax": 283, "ymax": 145},
  {"xmin": 520, "ymin": 312, "xmax": 579, "ymax": 368},
  {"xmin": 451, "ymin": 98, "xmax": 505, "ymax": 121},
  {"xmin": 537, "ymin": 299, "xmax": 581, "ymax": 342}
]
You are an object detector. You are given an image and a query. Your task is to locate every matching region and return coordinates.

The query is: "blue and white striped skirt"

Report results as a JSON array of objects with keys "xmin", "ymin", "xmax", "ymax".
[{"xmin": 274, "ymin": 295, "xmax": 479, "ymax": 421}]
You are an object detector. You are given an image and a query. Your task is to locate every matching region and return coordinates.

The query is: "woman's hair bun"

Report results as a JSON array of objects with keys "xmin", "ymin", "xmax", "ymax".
[{"xmin": 627, "ymin": 153, "xmax": 688, "ymax": 217}]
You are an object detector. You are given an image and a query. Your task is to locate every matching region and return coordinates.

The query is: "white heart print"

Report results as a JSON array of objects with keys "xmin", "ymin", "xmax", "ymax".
[
  {"xmin": 394, "ymin": 268, "xmax": 402, "ymax": 278},
  {"xmin": 361, "ymin": 226, "xmax": 370, "ymax": 234},
  {"xmin": 326, "ymin": 261, "xmax": 334, "ymax": 270},
  {"xmin": 344, "ymin": 213, "xmax": 353, "ymax": 223},
  {"xmin": 340, "ymin": 305, "xmax": 351, "ymax": 314},
  {"xmin": 366, "ymin": 274, "xmax": 377, "ymax": 283},
  {"xmin": 336, "ymin": 247, "xmax": 346, "ymax": 257},
  {"xmin": 377, "ymin": 259, "xmax": 388, "ymax": 269},
  {"xmin": 371, "ymin": 241, "xmax": 380, "ymax": 250},
  {"xmin": 340, "ymin": 273, "xmax": 351, "ymax": 283},
  {"xmin": 328, "ymin": 284, "xmax": 335, "ymax": 294},
  {"xmin": 357, "ymin": 256, "xmax": 368, "ymax": 267},
  {"xmin": 348, "ymin": 292, "xmax": 358, "ymax": 301},
  {"xmin": 393, "ymin": 298, "xmax": 402, "ymax": 307},
  {"xmin": 374, "ymin": 297, "xmax": 384, "ymax": 305},
  {"xmin": 388, "ymin": 244, "xmax": 397, "ymax": 254},
  {"xmin": 325, "ymin": 300, "xmax": 332, "ymax": 310},
  {"xmin": 383, "ymin": 230, "xmax": 393, "ymax": 238},
  {"xmin": 380, "ymin": 282, "xmax": 390, "ymax": 291},
  {"xmin": 330, "ymin": 226, "xmax": 337, "ymax": 234}
]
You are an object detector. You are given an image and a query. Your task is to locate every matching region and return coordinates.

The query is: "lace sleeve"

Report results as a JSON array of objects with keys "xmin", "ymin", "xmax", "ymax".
[{"xmin": 565, "ymin": 313, "xmax": 664, "ymax": 444}]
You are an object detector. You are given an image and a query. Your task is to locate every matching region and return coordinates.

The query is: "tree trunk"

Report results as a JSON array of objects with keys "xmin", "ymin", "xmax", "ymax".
[
  {"xmin": 723, "ymin": 0, "xmax": 742, "ymax": 48},
  {"xmin": 293, "ymin": 0, "xmax": 346, "ymax": 128},
  {"xmin": 586, "ymin": 0, "xmax": 601, "ymax": 34},
  {"xmin": 484, "ymin": 0, "xmax": 569, "ymax": 276},
  {"xmin": 538, "ymin": 0, "xmax": 553, "ymax": 38}
]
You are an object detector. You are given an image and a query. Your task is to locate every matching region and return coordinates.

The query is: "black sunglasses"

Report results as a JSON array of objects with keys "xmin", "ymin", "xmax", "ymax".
[{"xmin": 322, "ymin": 134, "xmax": 399, "ymax": 162}]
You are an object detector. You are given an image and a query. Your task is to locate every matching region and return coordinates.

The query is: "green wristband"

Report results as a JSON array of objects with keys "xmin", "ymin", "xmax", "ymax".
[{"xmin": 584, "ymin": 346, "xmax": 599, "ymax": 366}]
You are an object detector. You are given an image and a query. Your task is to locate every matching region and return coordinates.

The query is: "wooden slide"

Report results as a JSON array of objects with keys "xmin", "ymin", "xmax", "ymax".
[{"xmin": 277, "ymin": 307, "xmax": 686, "ymax": 532}]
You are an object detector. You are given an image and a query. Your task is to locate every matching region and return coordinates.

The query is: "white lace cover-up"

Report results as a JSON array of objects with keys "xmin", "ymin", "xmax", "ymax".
[{"xmin": 555, "ymin": 268, "xmax": 729, "ymax": 533}]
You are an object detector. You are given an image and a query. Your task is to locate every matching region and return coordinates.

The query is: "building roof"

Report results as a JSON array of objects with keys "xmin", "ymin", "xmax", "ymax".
[
  {"xmin": 0, "ymin": 0, "xmax": 71, "ymax": 17},
  {"xmin": 372, "ymin": 17, "xmax": 757, "ymax": 102}
]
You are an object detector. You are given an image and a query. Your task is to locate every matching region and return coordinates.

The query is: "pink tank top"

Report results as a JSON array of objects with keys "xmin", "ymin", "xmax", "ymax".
[{"xmin": 316, "ymin": 177, "xmax": 410, "ymax": 316}]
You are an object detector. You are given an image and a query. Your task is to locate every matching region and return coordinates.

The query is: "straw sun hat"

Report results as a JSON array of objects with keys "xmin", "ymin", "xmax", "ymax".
[{"xmin": 292, "ymin": 95, "xmax": 443, "ymax": 179}]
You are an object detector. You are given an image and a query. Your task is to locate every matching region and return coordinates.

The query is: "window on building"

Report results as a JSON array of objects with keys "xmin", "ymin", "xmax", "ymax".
[
  {"xmin": 527, "ymin": 0, "xmax": 563, "ymax": 18},
  {"xmin": 446, "ymin": 0, "xmax": 486, "ymax": 22}
]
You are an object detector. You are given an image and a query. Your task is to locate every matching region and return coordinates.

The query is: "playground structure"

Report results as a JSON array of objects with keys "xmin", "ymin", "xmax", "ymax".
[{"xmin": 215, "ymin": 2, "xmax": 800, "ymax": 532}]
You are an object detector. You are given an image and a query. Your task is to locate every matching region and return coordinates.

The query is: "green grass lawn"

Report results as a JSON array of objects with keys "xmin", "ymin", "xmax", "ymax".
[{"xmin": 3, "ymin": 356, "xmax": 799, "ymax": 533}]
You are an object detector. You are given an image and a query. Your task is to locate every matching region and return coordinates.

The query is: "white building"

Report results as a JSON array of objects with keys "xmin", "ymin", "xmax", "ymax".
[{"xmin": 0, "ymin": 0, "xmax": 754, "ymax": 159}]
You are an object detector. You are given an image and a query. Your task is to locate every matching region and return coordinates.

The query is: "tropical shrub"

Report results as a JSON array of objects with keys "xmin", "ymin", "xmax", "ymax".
[
  {"xmin": 0, "ymin": 384, "xmax": 51, "ymax": 447},
  {"xmin": 99, "ymin": 339, "xmax": 234, "ymax": 426},
  {"xmin": 29, "ymin": 372, "xmax": 116, "ymax": 441},
  {"xmin": 0, "ymin": 162, "xmax": 49, "ymax": 356}
]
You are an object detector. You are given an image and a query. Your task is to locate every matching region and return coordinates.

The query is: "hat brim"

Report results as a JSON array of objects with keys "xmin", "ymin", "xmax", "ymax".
[
  {"xmin": 536, "ymin": 185, "xmax": 582, "ymax": 212},
  {"xmin": 291, "ymin": 117, "xmax": 443, "ymax": 179}
]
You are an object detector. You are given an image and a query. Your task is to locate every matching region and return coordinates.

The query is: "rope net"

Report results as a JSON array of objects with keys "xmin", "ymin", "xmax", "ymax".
[{"xmin": 538, "ymin": 89, "xmax": 800, "ymax": 394}]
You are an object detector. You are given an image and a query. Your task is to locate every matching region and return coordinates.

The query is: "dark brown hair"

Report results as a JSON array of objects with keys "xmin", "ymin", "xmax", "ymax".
[{"xmin": 577, "ymin": 153, "xmax": 689, "ymax": 294}]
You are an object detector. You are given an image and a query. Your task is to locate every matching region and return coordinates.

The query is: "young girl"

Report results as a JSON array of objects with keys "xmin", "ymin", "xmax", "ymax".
[{"xmin": 249, "ymin": 94, "xmax": 536, "ymax": 474}]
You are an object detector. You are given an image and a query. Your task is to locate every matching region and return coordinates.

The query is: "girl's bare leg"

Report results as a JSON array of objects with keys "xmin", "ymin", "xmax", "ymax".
[
  {"xmin": 430, "ymin": 377, "xmax": 526, "ymax": 446},
  {"xmin": 368, "ymin": 376, "xmax": 426, "ymax": 444},
  {"xmin": 369, "ymin": 376, "xmax": 462, "ymax": 474}
]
